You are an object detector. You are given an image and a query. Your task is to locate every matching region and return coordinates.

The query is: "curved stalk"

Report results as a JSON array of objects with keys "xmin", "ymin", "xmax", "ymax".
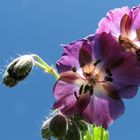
[{"xmin": 32, "ymin": 54, "xmax": 59, "ymax": 80}]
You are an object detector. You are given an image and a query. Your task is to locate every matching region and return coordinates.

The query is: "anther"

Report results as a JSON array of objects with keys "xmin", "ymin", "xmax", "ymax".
[
  {"xmin": 94, "ymin": 59, "xmax": 101, "ymax": 66},
  {"xmin": 74, "ymin": 92, "xmax": 79, "ymax": 100},
  {"xmin": 72, "ymin": 66, "xmax": 77, "ymax": 72},
  {"xmin": 105, "ymin": 68, "xmax": 112, "ymax": 77},
  {"xmin": 89, "ymin": 86, "xmax": 93, "ymax": 95},
  {"xmin": 80, "ymin": 63, "xmax": 85, "ymax": 67},
  {"xmin": 84, "ymin": 72, "xmax": 91, "ymax": 77},
  {"xmin": 136, "ymin": 49, "xmax": 140, "ymax": 56},
  {"xmin": 79, "ymin": 85, "xmax": 84, "ymax": 95},
  {"xmin": 119, "ymin": 35, "xmax": 124, "ymax": 44},
  {"xmin": 105, "ymin": 76, "xmax": 113, "ymax": 82},
  {"xmin": 84, "ymin": 85, "xmax": 90, "ymax": 93}
]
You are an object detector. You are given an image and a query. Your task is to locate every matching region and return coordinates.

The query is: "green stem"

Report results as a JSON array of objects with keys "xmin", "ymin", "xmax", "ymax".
[
  {"xmin": 32, "ymin": 54, "xmax": 59, "ymax": 80},
  {"xmin": 34, "ymin": 61, "xmax": 46, "ymax": 70},
  {"xmin": 100, "ymin": 128, "xmax": 104, "ymax": 140}
]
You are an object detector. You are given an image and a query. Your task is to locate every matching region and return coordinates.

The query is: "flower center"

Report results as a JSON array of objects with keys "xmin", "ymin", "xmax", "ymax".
[{"xmin": 74, "ymin": 60, "xmax": 114, "ymax": 100}]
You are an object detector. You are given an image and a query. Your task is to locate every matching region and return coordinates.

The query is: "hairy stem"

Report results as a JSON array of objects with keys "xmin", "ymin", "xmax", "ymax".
[{"xmin": 32, "ymin": 54, "xmax": 59, "ymax": 80}]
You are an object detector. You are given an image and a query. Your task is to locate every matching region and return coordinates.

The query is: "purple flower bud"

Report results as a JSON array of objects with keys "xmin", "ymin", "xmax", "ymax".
[
  {"xmin": 3, "ymin": 55, "xmax": 34, "ymax": 87},
  {"xmin": 49, "ymin": 113, "xmax": 68, "ymax": 138}
]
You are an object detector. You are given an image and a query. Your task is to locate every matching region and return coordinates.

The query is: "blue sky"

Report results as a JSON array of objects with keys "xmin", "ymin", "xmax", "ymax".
[{"xmin": 0, "ymin": 0, "xmax": 140, "ymax": 140}]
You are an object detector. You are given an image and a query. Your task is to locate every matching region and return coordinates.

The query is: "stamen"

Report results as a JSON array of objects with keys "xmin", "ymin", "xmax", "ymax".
[
  {"xmin": 84, "ymin": 85, "xmax": 90, "ymax": 93},
  {"xmin": 80, "ymin": 63, "xmax": 85, "ymax": 67},
  {"xmin": 94, "ymin": 59, "xmax": 101, "ymax": 66},
  {"xmin": 119, "ymin": 35, "xmax": 124, "ymax": 44},
  {"xmin": 105, "ymin": 68, "xmax": 112, "ymax": 77},
  {"xmin": 79, "ymin": 85, "xmax": 84, "ymax": 95},
  {"xmin": 89, "ymin": 86, "xmax": 93, "ymax": 95},
  {"xmin": 74, "ymin": 92, "xmax": 79, "ymax": 100},
  {"xmin": 136, "ymin": 49, "xmax": 140, "ymax": 56},
  {"xmin": 119, "ymin": 35, "xmax": 138, "ymax": 51},
  {"xmin": 84, "ymin": 72, "xmax": 91, "ymax": 77},
  {"xmin": 72, "ymin": 66, "xmax": 77, "ymax": 72},
  {"xmin": 104, "ymin": 76, "xmax": 113, "ymax": 82},
  {"xmin": 83, "ymin": 85, "xmax": 93, "ymax": 95}
]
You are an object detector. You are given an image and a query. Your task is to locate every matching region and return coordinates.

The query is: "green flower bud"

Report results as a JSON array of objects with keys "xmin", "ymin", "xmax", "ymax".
[
  {"xmin": 3, "ymin": 71, "xmax": 18, "ymax": 87},
  {"xmin": 41, "ymin": 119, "xmax": 51, "ymax": 139},
  {"xmin": 76, "ymin": 120, "xmax": 88, "ymax": 137},
  {"xmin": 64, "ymin": 120, "xmax": 81, "ymax": 140},
  {"xmin": 3, "ymin": 55, "xmax": 34, "ymax": 87},
  {"xmin": 49, "ymin": 113, "xmax": 67, "ymax": 138}
]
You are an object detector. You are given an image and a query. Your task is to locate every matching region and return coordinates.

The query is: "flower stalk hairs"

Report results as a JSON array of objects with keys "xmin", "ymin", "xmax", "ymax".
[{"xmin": 2, "ymin": 5, "xmax": 140, "ymax": 140}]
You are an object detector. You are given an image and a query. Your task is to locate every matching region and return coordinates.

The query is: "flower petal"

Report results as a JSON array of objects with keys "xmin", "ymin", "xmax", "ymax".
[
  {"xmin": 53, "ymin": 80, "xmax": 91, "ymax": 116},
  {"xmin": 82, "ymin": 84, "xmax": 125, "ymax": 129},
  {"xmin": 56, "ymin": 39, "xmax": 93, "ymax": 73},
  {"xmin": 53, "ymin": 80, "xmax": 79, "ymax": 115},
  {"xmin": 120, "ymin": 14, "xmax": 132, "ymax": 36},
  {"xmin": 53, "ymin": 80, "xmax": 79, "ymax": 100},
  {"xmin": 132, "ymin": 6, "xmax": 140, "ymax": 31},
  {"xmin": 79, "ymin": 41, "xmax": 92, "ymax": 67},
  {"xmin": 60, "ymin": 71, "xmax": 87, "ymax": 86},
  {"xmin": 117, "ymin": 85, "xmax": 138, "ymax": 98},
  {"xmin": 96, "ymin": 6, "xmax": 130, "ymax": 37},
  {"xmin": 89, "ymin": 32, "xmax": 124, "ymax": 67},
  {"xmin": 112, "ymin": 52, "xmax": 140, "ymax": 86}
]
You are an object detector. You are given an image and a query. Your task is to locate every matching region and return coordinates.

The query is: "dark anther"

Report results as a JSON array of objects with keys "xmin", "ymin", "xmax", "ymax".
[
  {"xmin": 84, "ymin": 85, "xmax": 90, "ymax": 93},
  {"xmin": 79, "ymin": 85, "xmax": 84, "ymax": 94},
  {"xmin": 137, "ymin": 56, "xmax": 140, "ymax": 62},
  {"xmin": 74, "ymin": 92, "xmax": 79, "ymax": 100},
  {"xmin": 72, "ymin": 66, "xmax": 77, "ymax": 72},
  {"xmin": 89, "ymin": 86, "xmax": 93, "ymax": 95},
  {"xmin": 119, "ymin": 35, "xmax": 124, "ymax": 44},
  {"xmin": 80, "ymin": 63, "xmax": 85, "ymax": 67},
  {"xmin": 136, "ymin": 49, "xmax": 140, "ymax": 56},
  {"xmin": 105, "ymin": 76, "xmax": 113, "ymax": 82},
  {"xmin": 94, "ymin": 59, "xmax": 101, "ymax": 66},
  {"xmin": 84, "ymin": 72, "xmax": 91, "ymax": 77},
  {"xmin": 105, "ymin": 68, "xmax": 112, "ymax": 77}
]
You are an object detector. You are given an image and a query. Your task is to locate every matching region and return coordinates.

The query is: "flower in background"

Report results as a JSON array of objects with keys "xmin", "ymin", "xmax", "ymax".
[
  {"xmin": 3, "ymin": 55, "xmax": 34, "ymax": 87},
  {"xmin": 96, "ymin": 6, "xmax": 140, "ymax": 60},
  {"xmin": 53, "ymin": 32, "xmax": 140, "ymax": 129}
]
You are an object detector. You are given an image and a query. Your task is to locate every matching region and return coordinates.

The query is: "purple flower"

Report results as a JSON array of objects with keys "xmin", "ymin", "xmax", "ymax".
[
  {"xmin": 53, "ymin": 33, "xmax": 140, "ymax": 128},
  {"xmin": 97, "ymin": 6, "xmax": 140, "ymax": 59}
]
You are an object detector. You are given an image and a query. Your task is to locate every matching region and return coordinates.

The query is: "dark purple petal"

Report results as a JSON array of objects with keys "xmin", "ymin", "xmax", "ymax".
[
  {"xmin": 53, "ymin": 80, "xmax": 79, "ymax": 100},
  {"xmin": 102, "ymin": 83, "xmax": 120, "ymax": 100},
  {"xmin": 117, "ymin": 85, "xmax": 138, "ymax": 98},
  {"xmin": 53, "ymin": 80, "xmax": 90, "ymax": 116},
  {"xmin": 56, "ymin": 39, "xmax": 92, "ymax": 73},
  {"xmin": 53, "ymin": 80, "xmax": 79, "ymax": 115},
  {"xmin": 90, "ymin": 32, "xmax": 124, "ymax": 67},
  {"xmin": 79, "ymin": 41, "xmax": 92, "ymax": 67},
  {"xmin": 82, "ymin": 84, "xmax": 125, "ymax": 129},
  {"xmin": 60, "ymin": 93, "xmax": 90, "ymax": 116},
  {"xmin": 59, "ymin": 71, "xmax": 87, "ymax": 87},
  {"xmin": 112, "ymin": 52, "xmax": 140, "ymax": 86}
]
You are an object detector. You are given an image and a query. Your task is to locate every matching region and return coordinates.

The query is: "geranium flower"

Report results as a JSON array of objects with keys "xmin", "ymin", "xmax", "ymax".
[
  {"xmin": 96, "ymin": 6, "xmax": 140, "ymax": 60},
  {"xmin": 53, "ymin": 33, "xmax": 140, "ymax": 128}
]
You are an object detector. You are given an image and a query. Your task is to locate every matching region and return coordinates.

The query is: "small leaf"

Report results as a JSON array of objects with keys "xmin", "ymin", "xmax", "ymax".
[
  {"xmin": 92, "ymin": 125, "xmax": 109, "ymax": 140},
  {"xmin": 83, "ymin": 130, "xmax": 93, "ymax": 140},
  {"xmin": 103, "ymin": 130, "xmax": 109, "ymax": 140}
]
